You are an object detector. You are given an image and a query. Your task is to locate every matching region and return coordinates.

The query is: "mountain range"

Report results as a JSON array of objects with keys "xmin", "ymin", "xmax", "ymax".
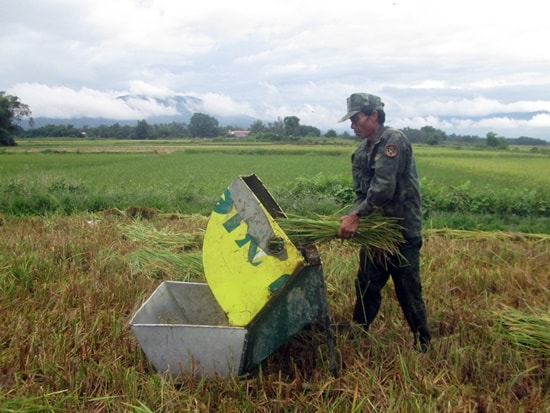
[{"xmin": 29, "ymin": 94, "xmax": 258, "ymax": 130}]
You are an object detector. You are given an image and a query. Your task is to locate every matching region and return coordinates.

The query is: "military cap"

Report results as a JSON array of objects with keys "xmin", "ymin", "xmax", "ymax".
[{"xmin": 338, "ymin": 93, "xmax": 385, "ymax": 122}]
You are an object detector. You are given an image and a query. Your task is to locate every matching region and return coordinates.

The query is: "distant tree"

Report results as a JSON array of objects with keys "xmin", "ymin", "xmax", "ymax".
[
  {"xmin": 421, "ymin": 125, "xmax": 446, "ymax": 145},
  {"xmin": 498, "ymin": 138, "xmax": 510, "ymax": 150},
  {"xmin": 283, "ymin": 116, "xmax": 300, "ymax": 137},
  {"xmin": 484, "ymin": 131, "xmax": 509, "ymax": 150},
  {"xmin": 451, "ymin": 133, "xmax": 486, "ymax": 144},
  {"xmin": 249, "ymin": 120, "xmax": 265, "ymax": 135},
  {"xmin": 217, "ymin": 125, "xmax": 230, "ymax": 136},
  {"xmin": 148, "ymin": 121, "xmax": 188, "ymax": 139},
  {"xmin": 189, "ymin": 113, "xmax": 219, "ymax": 137},
  {"xmin": 325, "ymin": 129, "xmax": 338, "ymax": 138},
  {"xmin": 515, "ymin": 136, "xmax": 547, "ymax": 146},
  {"xmin": 267, "ymin": 117, "xmax": 284, "ymax": 135},
  {"xmin": 486, "ymin": 132, "xmax": 499, "ymax": 147},
  {"xmin": 25, "ymin": 123, "xmax": 79, "ymax": 138},
  {"xmin": 402, "ymin": 127, "xmax": 423, "ymax": 143},
  {"xmin": 255, "ymin": 131, "xmax": 283, "ymax": 141},
  {"xmin": 402, "ymin": 126, "xmax": 447, "ymax": 144},
  {"xmin": 0, "ymin": 91, "xmax": 33, "ymax": 146},
  {"xmin": 109, "ymin": 123, "xmax": 125, "ymax": 139},
  {"xmin": 134, "ymin": 119, "xmax": 151, "ymax": 139},
  {"xmin": 166, "ymin": 121, "xmax": 189, "ymax": 138},
  {"xmin": 299, "ymin": 125, "xmax": 321, "ymax": 137}
]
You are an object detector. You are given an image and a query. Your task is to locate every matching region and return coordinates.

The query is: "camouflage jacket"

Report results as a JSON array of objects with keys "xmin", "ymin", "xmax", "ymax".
[{"xmin": 351, "ymin": 126, "xmax": 422, "ymax": 240}]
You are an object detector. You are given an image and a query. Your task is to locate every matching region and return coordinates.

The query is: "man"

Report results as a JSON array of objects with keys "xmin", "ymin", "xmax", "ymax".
[{"xmin": 337, "ymin": 93, "xmax": 431, "ymax": 352}]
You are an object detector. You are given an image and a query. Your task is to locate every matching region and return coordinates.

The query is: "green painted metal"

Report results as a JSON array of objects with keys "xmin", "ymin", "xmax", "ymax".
[{"xmin": 243, "ymin": 255, "xmax": 338, "ymax": 376}]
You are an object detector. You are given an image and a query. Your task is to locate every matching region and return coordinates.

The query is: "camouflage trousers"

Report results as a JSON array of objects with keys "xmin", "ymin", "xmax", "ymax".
[{"xmin": 353, "ymin": 237, "xmax": 431, "ymax": 351}]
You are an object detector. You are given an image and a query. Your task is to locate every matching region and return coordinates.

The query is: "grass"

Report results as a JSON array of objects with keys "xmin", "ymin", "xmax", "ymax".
[{"xmin": 1, "ymin": 213, "xmax": 548, "ymax": 412}]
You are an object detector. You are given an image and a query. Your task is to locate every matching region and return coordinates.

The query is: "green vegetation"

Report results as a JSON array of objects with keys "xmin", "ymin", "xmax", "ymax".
[
  {"xmin": 0, "ymin": 145, "xmax": 350, "ymax": 217},
  {"xmin": 1, "ymin": 140, "xmax": 549, "ymax": 232},
  {"xmin": 414, "ymin": 147, "xmax": 550, "ymax": 231}
]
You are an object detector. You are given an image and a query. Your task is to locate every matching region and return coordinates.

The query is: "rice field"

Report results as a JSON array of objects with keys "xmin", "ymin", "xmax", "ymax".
[
  {"xmin": 1, "ymin": 139, "xmax": 549, "ymax": 222},
  {"xmin": 0, "ymin": 141, "xmax": 351, "ymax": 215},
  {"xmin": 415, "ymin": 148, "xmax": 550, "ymax": 190},
  {"xmin": 0, "ymin": 139, "xmax": 549, "ymax": 412}
]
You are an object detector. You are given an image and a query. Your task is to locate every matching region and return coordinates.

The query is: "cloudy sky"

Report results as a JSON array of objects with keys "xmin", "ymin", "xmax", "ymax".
[{"xmin": 2, "ymin": 0, "xmax": 550, "ymax": 140}]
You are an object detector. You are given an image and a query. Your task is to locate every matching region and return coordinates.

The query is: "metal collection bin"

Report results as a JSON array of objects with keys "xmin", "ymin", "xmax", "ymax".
[
  {"xmin": 130, "ymin": 175, "xmax": 337, "ymax": 378},
  {"xmin": 130, "ymin": 281, "xmax": 246, "ymax": 377}
]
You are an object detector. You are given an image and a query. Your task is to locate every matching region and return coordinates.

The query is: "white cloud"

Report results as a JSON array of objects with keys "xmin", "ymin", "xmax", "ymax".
[
  {"xmin": 8, "ymin": 83, "xmax": 178, "ymax": 119},
  {"xmin": 530, "ymin": 112, "xmax": 550, "ymax": 127},
  {"xmin": 194, "ymin": 93, "xmax": 256, "ymax": 117},
  {"xmin": 128, "ymin": 81, "xmax": 176, "ymax": 99}
]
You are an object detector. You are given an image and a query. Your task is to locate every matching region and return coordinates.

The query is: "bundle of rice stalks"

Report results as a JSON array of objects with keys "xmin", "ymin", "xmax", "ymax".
[
  {"xmin": 120, "ymin": 221, "xmax": 203, "ymax": 250},
  {"xmin": 276, "ymin": 212, "xmax": 405, "ymax": 263},
  {"xmin": 121, "ymin": 221, "xmax": 205, "ymax": 280},
  {"xmin": 129, "ymin": 247, "xmax": 203, "ymax": 280},
  {"xmin": 495, "ymin": 306, "xmax": 550, "ymax": 357}
]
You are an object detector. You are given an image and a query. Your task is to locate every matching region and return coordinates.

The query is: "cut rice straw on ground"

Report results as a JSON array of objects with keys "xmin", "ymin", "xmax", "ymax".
[
  {"xmin": 121, "ymin": 221, "xmax": 204, "ymax": 279},
  {"xmin": 120, "ymin": 221, "xmax": 203, "ymax": 250},
  {"xmin": 129, "ymin": 247, "xmax": 203, "ymax": 280},
  {"xmin": 424, "ymin": 228, "xmax": 550, "ymax": 242},
  {"xmin": 276, "ymin": 212, "xmax": 405, "ymax": 264},
  {"xmin": 495, "ymin": 306, "xmax": 550, "ymax": 357}
]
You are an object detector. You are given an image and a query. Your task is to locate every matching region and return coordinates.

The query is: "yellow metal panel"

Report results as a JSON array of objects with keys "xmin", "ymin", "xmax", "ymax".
[{"xmin": 203, "ymin": 185, "xmax": 305, "ymax": 326}]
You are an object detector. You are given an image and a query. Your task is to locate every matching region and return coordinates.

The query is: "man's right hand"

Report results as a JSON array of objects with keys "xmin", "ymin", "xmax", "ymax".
[{"xmin": 338, "ymin": 211, "xmax": 360, "ymax": 239}]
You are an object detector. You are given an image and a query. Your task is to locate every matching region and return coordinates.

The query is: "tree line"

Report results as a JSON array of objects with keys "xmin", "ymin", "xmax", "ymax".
[
  {"xmin": 18, "ymin": 117, "xmax": 550, "ymax": 148},
  {"xmin": 1, "ymin": 91, "xmax": 548, "ymax": 147},
  {"xmin": 20, "ymin": 114, "xmax": 324, "ymax": 141}
]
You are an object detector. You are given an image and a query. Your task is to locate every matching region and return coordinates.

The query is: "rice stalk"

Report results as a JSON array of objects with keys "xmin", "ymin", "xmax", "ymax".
[
  {"xmin": 121, "ymin": 221, "xmax": 204, "ymax": 279},
  {"xmin": 495, "ymin": 306, "xmax": 550, "ymax": 357},
  {"xmin": 129, "ymin": 247, "xmax": 203, "ymax": 280},
  {"xmin": 276, "ymin": 212, "xmax": 405, "ymax": 264},
  {"xmin": 120, "ymin": 221, "xmax": 203, "ymax": 250}
]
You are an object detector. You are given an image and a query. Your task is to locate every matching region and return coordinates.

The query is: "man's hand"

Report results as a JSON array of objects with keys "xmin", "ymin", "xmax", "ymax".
[{"xmin": 338, "ymin": 211, "xmax": 360, "ymax": 239}]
